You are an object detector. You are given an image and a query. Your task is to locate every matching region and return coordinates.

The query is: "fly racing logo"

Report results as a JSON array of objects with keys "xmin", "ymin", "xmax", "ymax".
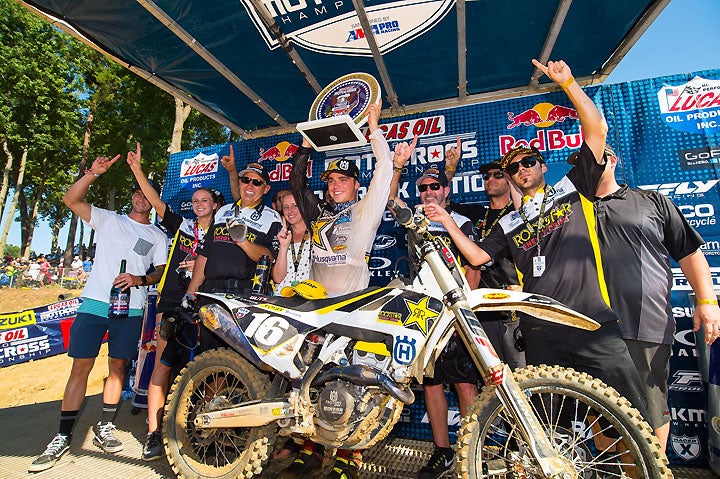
[
  {"xmin": 638, "ymin": 180, "xmax": 719, "ymax": 197},
  {"xmin": 672, "ymin": 267, "xmax": 720, "ymax": 290},
  {"xmin": 670, "ymin": 370, "xmax": 703, "ymax": 392},
  {"xmin": 238, "ymin": 0, "xmax": 454, "ymax": 56}
]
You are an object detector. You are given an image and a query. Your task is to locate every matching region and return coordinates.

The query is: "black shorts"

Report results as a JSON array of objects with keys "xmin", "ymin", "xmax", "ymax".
[
  {"xmin": 160, "ymin": 321, "xmax": 226, "ymax": 371},
  {"xmin": 423, "ymin": 334, "xmax": 480, "ymax": 386}
]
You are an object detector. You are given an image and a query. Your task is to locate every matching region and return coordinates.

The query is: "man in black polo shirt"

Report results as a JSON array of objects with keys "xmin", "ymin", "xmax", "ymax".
[
  {"xmin": 593, "ymin": 146, "xmax": 720, "ymax": 448},
  {"xmin": 425, "ymin": 58, "xmax": 649, "ymax": 420},
  {"xmin": 186, "ymin": 162, "xmax": 282, "ymax": 295}
]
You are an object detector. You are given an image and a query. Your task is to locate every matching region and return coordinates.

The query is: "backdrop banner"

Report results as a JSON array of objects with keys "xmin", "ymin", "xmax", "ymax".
[
  {"xmin": 163, "ymin": 68, "xmax": 720, "ymax": 466},
  {"xmin": 0, "ymin": 297, "xmax": 82, "ymax": 367}
]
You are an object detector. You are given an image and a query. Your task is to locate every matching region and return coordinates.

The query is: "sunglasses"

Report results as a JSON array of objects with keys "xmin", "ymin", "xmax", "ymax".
[
  {"xmin": 418, "ymin": 182, "xmax": 443, "ymax": 192},
  {"xmin": 505, "ymin": 156, "xmax": 539, "ymax": 176},
  {"xmin": 240, "ymin": 177, "xmax": 265, "ymax": 186},
  {"xmin": 482, "ymin": 171, "xmax": 505, "ymax": 181}
]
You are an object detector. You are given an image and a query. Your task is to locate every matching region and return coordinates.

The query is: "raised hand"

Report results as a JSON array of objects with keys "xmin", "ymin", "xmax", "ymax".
[
  {"xmin": 366, "ymin": 103, "xmax": 381, "ymax": 132},
  {"xmin": 445, "ymin": 137, "xmax": 462, "ymax": 169},
  {"xmin": 90, "ymin": 154, "xmax": 121, "ymax": 175},
  {"xmin": 126, "ymin": 142, "xmax": 142, "ymax": 172},
  {"xmin": 532, "ymin": 58, "xmax": 573, "ymax": 86},
  {"xmin": 277, "ymin": 218, "xmax": 292, "ymax": 249},
  {"xmin": 221, "ymin": 145, "xmax": 236, "ymax": 172},
  {"xmin": 393, "ymin": 135, "xmax": 419, "ymax": 167}
]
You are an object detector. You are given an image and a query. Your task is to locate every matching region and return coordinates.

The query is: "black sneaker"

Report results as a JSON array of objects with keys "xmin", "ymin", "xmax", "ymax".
[
  {"xmin": 417, "ymin": 447, "xmax": 454, "ymax": 479},
  {"xmin": 142, "ymin": 431, "xmax": 163, "ymax": 461},
  {"xmin": 29, "ymin": 433, "xmax": 70, "ymax": 472},
  {"xmin": 328, "ymin": 455, "xmax": 360, "ymax": 479},
  {"xmin": 92, "ymin": 421, "xmax": 123, "ymax": 453},
  {"xmin": 277, "ymin": 446, "xmax": 323, "ymax": 479}
]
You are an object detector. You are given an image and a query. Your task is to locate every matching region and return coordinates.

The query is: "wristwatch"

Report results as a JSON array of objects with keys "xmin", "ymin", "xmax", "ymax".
[{"xmin": 139, "ymin": 275, "xmax": 147, "ymax": 286}]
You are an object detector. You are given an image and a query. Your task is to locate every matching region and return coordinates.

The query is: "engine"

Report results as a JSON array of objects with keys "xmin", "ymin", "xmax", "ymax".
[{"xmin": 309, "ymin": 342, "xmax": 397, "ymax": 447}]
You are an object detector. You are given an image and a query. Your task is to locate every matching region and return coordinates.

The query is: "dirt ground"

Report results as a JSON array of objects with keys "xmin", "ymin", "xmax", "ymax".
[{"xmin": 0, "ymin": 287, "xmax": 109, "ymax": 408}]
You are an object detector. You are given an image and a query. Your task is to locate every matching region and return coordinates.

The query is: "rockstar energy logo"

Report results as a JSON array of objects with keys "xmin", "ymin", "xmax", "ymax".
[{"xmin": 513, "ymin": 203, "xmax": 573, "ymax": 250}]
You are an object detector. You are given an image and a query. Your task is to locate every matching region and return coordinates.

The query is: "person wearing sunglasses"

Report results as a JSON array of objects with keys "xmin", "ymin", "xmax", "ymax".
[
  {"xmin": 593, "ymin": 146, "xmax": 719, "ymax": 450},
  {"xmin": 281, "ymin": 103, "xmax": 416, "ymax": 479},
  {"xmin": 185, "ymin": 161, "xmax": 282, "ymax": 298},
  {"xmin": 425, "ymin": 59, "xmax": 651, "ymax": 428}
]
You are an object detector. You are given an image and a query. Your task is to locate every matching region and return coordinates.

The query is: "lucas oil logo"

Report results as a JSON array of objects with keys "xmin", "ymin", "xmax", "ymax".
[
  {"xmin": 180, "ymin": 152, "xmax": 219, "ymax": 178},
  {"xmin": 658, "ymin": 76, "xmax": 720, "ymax": 134},
  {"xmin": 238, "ymin": 0, "xmax": 454, "ymax": 56}
]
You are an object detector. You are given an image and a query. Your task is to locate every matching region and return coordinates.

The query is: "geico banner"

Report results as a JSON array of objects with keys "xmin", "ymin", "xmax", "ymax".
[
  {"xmin": 164, "ymin": 69, "xmax": 720, "ymax": 466},
  {"xmin": 0, "ymin": 297, "xmax": 82, "ymax": 367}
]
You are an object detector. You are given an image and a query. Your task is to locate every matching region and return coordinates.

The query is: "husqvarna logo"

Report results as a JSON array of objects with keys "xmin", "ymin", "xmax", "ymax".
[{"xmin": 393, "ymin": 335, "xmax": 416, "ymax": 365}]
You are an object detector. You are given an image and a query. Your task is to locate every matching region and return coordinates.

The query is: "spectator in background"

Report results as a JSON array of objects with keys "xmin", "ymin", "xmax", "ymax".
[
  {"xmin": 71, "ymin": 256, "xmax": 84, "ymax": 271},
  {"xmin": 82, "ymin": 256, "xmax": 93, "ymax": 273}
]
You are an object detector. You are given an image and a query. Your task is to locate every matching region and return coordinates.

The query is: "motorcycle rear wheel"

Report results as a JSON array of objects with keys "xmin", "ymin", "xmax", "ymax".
[
  {"xmin": 164, "ymin": 348, "xmax": 275, "ymax": 479},
  {"xmin": 456, "ymin": 365, "xmax": 672, "ymax": 479}
]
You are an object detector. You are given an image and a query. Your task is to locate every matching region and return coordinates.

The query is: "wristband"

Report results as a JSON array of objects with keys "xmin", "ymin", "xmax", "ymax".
[
  {"xmin": 696, "ymin": 298, "xmax": 718, "ymax": 305},
  {"xmin": 393, "ymin": 165, "xmax": 403, "ymax": 173},
  {"xmin": 559, "ymin": 76, "xmax": 575, "ymax": 90},
  {"xmin": 84, "ymin": 169, "xmax": 100, "ymax": 178},
  {"xmin": 446, "ymin": 166, "xmax": 456, "ymax": 173}
]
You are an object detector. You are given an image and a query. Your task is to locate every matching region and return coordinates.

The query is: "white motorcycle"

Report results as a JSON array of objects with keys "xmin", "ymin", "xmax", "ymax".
[{"xmin": 163, "ymin": 200, "xmax": 671, "ymax": 479}]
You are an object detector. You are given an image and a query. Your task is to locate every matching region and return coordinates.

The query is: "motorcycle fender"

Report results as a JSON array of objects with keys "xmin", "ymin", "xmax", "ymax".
[{"xmin": 466, "ymin": 288, "xmax": 599, "ymax": 330}]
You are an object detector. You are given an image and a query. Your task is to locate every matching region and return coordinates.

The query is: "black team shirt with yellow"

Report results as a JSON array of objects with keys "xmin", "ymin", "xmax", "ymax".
[{"xmin": 478, "ymin": 142, "xmax": 614, "ymax": 326}]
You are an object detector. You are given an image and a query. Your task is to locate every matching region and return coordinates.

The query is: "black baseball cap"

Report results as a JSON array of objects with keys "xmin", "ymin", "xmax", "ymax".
[
  {"xmin": 320, "ymin": 158, "xmax": 359, "ymax": 181},
  {"xmin": 478, "ymin": 159, "xmax": 503, "ymax": 174},
  {"xmin": 239, "ymin": 162, "xmax": 271, "ymax": 184},
  {"xmin": 132, "ymin": 178, "xmax": 162, "ymax": 196},
  {"xmin": 500, "ymin": 146, "xmax": 545, "ymax": 170},
  {"xmin": 415, "ymin": 167, "xmax": 449, "ymax": 187}
]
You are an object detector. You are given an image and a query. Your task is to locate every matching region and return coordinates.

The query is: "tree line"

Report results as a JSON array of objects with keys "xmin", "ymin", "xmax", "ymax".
[{"xmin": 0, "ymin": 0, "xmax": 233, "ymax": 266}]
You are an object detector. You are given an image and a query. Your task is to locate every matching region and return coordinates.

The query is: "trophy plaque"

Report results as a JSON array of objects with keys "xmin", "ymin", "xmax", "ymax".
[{"xmin": 296, "ymin": 73, "xmax": 381, "ymax": 151}]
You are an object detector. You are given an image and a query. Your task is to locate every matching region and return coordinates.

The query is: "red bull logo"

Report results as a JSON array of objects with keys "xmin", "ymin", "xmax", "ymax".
[
  {"xmin": 257, "ymin": 141, "xmax": 299, "ymax": 163},
  {"xmin": 506, "ymin": 103, "xmax": 578, "ymax": 129},
  {"xmin": 180, "ymin": 152, "xmax": 219, "ymax": 178}
]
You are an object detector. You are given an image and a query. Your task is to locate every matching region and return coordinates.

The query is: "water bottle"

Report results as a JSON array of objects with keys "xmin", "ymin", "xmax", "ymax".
[
  {"xmin": 108, "ymin": 259, "xmax": 130, "ymax": 318},
  {"xmin": 251, "ymin": 255, "xmax": 271, "ymax": 294}
]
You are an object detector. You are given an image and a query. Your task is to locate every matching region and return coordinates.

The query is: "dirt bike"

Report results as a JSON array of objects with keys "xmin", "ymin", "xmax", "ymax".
[{"xmin": 163, "ymin": 200, "xmax": 672, "ymax": 479}]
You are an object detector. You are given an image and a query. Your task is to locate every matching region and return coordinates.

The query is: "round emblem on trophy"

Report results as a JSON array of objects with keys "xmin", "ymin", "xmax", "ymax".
[{"xmin": 309, "ymin": 73, "xmax": 381, "ymax": 126}]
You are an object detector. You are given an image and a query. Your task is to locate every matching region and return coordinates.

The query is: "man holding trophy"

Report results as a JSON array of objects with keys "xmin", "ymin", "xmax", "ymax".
[{"xmin": 282, "ymin": 74, "xmax": 416, "ymax": 479}]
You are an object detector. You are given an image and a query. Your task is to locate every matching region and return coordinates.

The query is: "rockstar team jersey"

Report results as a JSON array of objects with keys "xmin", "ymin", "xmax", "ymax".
[
  {"xmin": 479, "ymin": 142, "xmax": 616, "ymax": 325},
  {"xmin": 199, "ymin": 201, "xmax": 281, "ymax": 281},
  {"xmin": 156, "ymin": 209, "xmax": 210, "ymax": 299},
  {"xmin": 291, "ymin": 129, "xmax": 393, "ymax": 297}
]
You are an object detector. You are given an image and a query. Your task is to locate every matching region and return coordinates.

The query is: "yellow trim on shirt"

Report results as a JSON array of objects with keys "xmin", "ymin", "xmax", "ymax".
[{"xmin": 580, "ymin": 194, "xmax": 611, "ymax": 307}]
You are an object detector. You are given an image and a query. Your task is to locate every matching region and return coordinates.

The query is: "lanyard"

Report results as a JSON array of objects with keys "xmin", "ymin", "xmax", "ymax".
[
  {"xmin": 191, "ymin": 220, "xmax": 203, "ymax": 256},
  {"xmin": 479, "ymin": 202, "xmax": 512, "ymax": 239},
  {"xmin": 518, "ymin": 188, "xmax": 551, "ymax": 257},
  {"xmin": 290, "ymin": 230, "xmax": 309, "ymax": 277}
]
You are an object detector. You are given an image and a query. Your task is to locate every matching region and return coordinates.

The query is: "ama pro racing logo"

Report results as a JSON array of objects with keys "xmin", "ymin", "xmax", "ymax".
[
  {"xmin": 658, "ymin": 76, "xmax": 720, "ymax": 134},
  {"xmin": 238, "ymin": 0, "xmax": 454, "ymax": 56}
]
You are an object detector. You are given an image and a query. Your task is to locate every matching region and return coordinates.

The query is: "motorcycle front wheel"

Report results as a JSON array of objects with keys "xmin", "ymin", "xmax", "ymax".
[
  {"xmin": 163, "ymin": 348, "xmax": 275, "ymax": 479},
  {"xmin": 456, "ymin": 365, "xmax": 672, "ymax": 479}
]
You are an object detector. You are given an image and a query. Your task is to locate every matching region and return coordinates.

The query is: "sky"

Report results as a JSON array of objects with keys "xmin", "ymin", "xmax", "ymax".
[{"xmin": 2, "ymin": 0, "xmax": 719, "ymax": 255}]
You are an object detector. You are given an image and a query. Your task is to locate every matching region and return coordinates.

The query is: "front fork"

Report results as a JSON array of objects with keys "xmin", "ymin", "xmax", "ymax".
[{"xmin": 423, "ymin": 247, "xmax": 577, "ymax": 478}]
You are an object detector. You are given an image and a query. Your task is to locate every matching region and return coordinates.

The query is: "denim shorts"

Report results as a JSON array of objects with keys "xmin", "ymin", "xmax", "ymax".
[{"xmin": 68, "ymin": 312, "xmax": 143, "ymax": 359}]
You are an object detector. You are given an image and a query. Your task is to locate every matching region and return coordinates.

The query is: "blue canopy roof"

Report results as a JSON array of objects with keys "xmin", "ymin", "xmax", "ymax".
[{"xmin": 20, "ymin": 0, "xmax": 668, "ymax": 138}]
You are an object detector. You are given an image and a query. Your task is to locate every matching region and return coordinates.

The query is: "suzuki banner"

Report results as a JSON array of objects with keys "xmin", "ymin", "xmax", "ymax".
[
  {"xmin": 163, "ymin": 68, "xmax": 720, "ymax": 466},
  {"xmin": 0, "ymin": 297, "xmax": 83, "ymax": 367}
]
